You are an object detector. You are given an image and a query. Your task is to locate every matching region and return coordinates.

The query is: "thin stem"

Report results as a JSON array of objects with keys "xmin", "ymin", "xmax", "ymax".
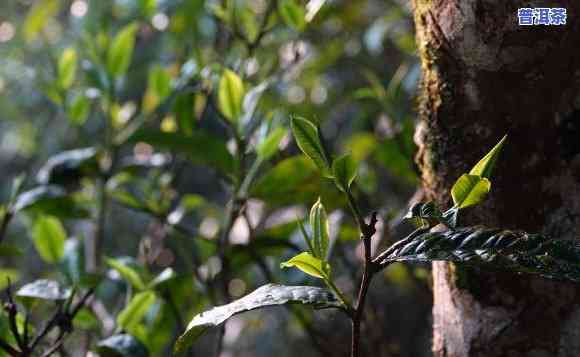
[
  {"xmin": 91, "ymin": 176, "xmax": 108, "ymax": 271},
  {"xmin": 341, "ymin": 186, "xmax": 379, "ymax": 357},
  {"xmin": 324, "ymin": 277, "xmax": 352, "ymax": 312},
  {"xmin": 0, "ymin": 212, "xmax": 12, "ymax": 246},
  {"xmin": 351, "ymin": 234, "xmax": 374, "ymax": 357},
  {"xmin": 0, "ymin": 337, "xmax": 19, "ymax": 357}
]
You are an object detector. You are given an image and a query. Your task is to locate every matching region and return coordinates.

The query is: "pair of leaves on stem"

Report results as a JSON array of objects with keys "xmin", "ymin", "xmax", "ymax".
[
  {"xmin": 405, "ymin": 135, "xmax": 507, "ymax": 229},
  {"xmin": 281, "ymin": 199, "xmax": 331, "ymax": 279},
  {"xmin": 450, "ymin": 135, "xmax": 507, "ymax": 210},
  {"xmin": 290, "ymin": 117, "xmax": 357, "ymax": 193}
]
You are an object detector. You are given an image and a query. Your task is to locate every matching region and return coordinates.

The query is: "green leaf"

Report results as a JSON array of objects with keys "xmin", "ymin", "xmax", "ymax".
[
  {"xmin": 297, "ymin": 219, "xmax": 315, "ymax": 256},
  {"xmin": 106, "ymin": 258, "xmax": 146, "ymax": 290},
  {"xmin": 107, "ymin": 23, "xmax": 139, "ymax": 78},
  {"xmin": 252, "ymin": 156, "xmax": 319, "ymax": 205},
  {"xmin": 117, "ymin": 291, "xmax": 156, "ymax": 331},
  {"xmin": 404, "ymin": 201, "xmax": 443, "ymax": 228},
  {"xmin": 278, "ymin": 0, "xmax": 306, "ymax": 31},
  {"xmin": 16, "ymin": 279, "xmax": 71, "ymax": 302},
  {"xmin": 257, "ymin": 128, "xmax": 287, "ymax": 161},
  {"xmin": 377, "ymin": 226, "xmax": 580, "ymax": 284},
  {"xmin": 128, "ymin": 129, "xmax": 234, "ymax": 175},
  {"xmin": 13, "ymin": 186, "xmax": 90, "ymax": 219},
  {"xmin": 309, "ymin": 199, "xmax": 329, "ymax": 259},
  {"xmin": 280, "ymin": 252, "xmax": 329, "ymax": 279},
  {"xmin": 290, "ymin": 117, "xmax": 330, "ymax": 174},
  {"xmin": 61, "ymin": 239, "xmax": 84, "ymax": 285},
  {"xmin": 97, "ymin": 334, "xmax": 149, "ymax": 357},
  {"xmin": 68, "ymin": 93, "xmax": 90, "ymax": 125},
  {"xmin": 147, "ymin": 268, "xmax": 176, "ymax": 290},
  {"xmin": 36, "ymin": 147, "xmax": 99, "ymax": 185},
  {"xmin": 0, "ymin": 269, "xmax": 20, "ymax": 290},
  {"xmin": 31, "ymin": 215, "xmax": 67, "ymax": 264},
  {"xmin": 332, "ymin": 154, "xmax": 357, "ymax": 192},
  {"xmin": 451, "ymin": 174, "xmax": 491, "ymax": 209},
  {"xmin": 73, "ymin": 308, "xmax": 99, "ymax": 330},
  {"xmin": 174, "ymin": 284, "xmax": 339, "ymax": 354},
  {"xmin": 23, "ymin": 0, "xmax": 61, "ymax": 43},
  {"xmin": 218, "ymin": 69, "xmax": 244, "ymax": 122},
  {"xmin": 469, "ymin": 135, "xmax": 507, "ymax": 179},
  {"xmin": 241, "ymin": 81, "xmax": 269, "ymax": 128},
  {"xmin": 143, "ymin": 65, "xmax": 172, "ymax": 114},
  {"xmin": 58, "ymin": 48, "xmax": 77, "ymax": 90}
]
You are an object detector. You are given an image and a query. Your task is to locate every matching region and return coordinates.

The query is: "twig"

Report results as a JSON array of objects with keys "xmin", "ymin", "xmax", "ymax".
[
  {"xmin": 0, "ymin": 212, "xmax": 12, "ymax": 246},
  {"xmin": 350, "ymin": 212, "xmax": 378, "ymax": 357},
  {"xmin": 0, "ymin": 337, "xmax": 19, "ymax": 357},
  {"xmin": 5, "ymin": 284, "xmax": 24, "ymax": 351}
]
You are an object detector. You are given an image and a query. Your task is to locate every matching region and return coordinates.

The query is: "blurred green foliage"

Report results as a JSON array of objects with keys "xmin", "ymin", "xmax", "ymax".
[{"xmin": 0, "ymin": 0, "xmax": 427, "ymax": 356}]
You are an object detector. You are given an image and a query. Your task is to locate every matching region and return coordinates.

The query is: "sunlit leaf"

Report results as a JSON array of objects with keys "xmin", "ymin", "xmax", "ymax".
[
  {"xmin": 174, "ymin": 284, "xmax": 339, "ymax": 353},
  {"xmin": 31, "ymin": 215, "xmax": 67, "ymax": 264},
  {"xmin": 117, "ymin": 291, "xmax": 156, "ymax": 331},
  {"xmin": 290, "ymin": 117, "xmax": 330, "ymax": 175},
  {"xmin": 106, "ymin": 258, "xmax": 147, "ymax": 290},
  {"xmin": 332, "ymin": 154, "xmax": 357, "ymax": 192},
  {"xmin": 218, "ymin": 69, "xmax": 244, "ymax": 123},
  {"xmin": 280, "ymin": 252, "xmax": 329, "ymax": 279},
  {"xmin": 143, "ymin": 65, "xmax": 172, "ymax": 114},
  {"xmin": 469, "ymin": 135, "xmax": 507, "ymax": 179},
  {"xmin": 107, "ymin": 23, "xmax": 139, "ymax": 78},
  {"xmin": 147, "ymin": 268, "xmax": 177, "ymax": 290},
  {"xmin": 16, "ymin": 279, "xmax": 71, "ymax": 302},
  {"xmin": 451, "ymin": 174, "xmax": 491, "ymax": 209},
  {"xmin": 257, "ymin": 127, "xmax": 286, "ymax": 161},
  {"xmin": 23, "ymin": 0, "xmax": 61, "ymax": 43},
  {"xmin": 58, "ymin": 48, "xmax": 77, "ymax": 90}
]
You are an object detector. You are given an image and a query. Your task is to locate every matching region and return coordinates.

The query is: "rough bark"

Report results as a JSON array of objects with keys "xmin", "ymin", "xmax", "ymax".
[{"xmin": 411, "ymin": 0, "xmax": 580, "ymax": 356}]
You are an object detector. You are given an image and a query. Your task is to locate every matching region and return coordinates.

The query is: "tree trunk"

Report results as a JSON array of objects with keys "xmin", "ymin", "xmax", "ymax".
[{"xmin": 411, "ymin": 1, "xmax": 580, "ymax": 356}]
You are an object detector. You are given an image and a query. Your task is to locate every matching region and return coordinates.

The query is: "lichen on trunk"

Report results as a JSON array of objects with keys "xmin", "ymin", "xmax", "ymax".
[{"xmin": 411, "ymin": 0, "xmax": 580, "ymax": 355}]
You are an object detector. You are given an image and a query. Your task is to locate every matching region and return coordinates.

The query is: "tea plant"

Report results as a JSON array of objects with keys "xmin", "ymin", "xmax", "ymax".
[{"xmin": 175, "ymin": 130, "xmax": 580, "ymax": 357}]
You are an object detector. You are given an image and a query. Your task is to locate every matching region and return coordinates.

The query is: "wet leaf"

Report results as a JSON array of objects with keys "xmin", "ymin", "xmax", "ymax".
[
  {"xmin": 174, "ymin": 284, "xmax": 339, "ymax": 354},
  {"xmin": 16, "ymin": 279, "xmax": 71, "ymax": 302}
]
